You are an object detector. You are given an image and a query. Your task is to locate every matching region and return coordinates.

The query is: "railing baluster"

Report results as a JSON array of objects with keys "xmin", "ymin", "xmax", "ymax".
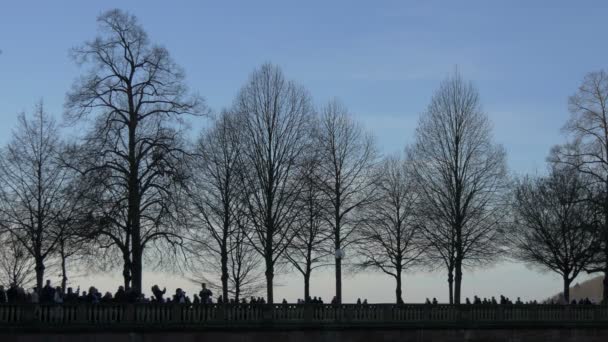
[{"xmin": 1, "ymin": 303, "xmax": 608, "ymax": 327}]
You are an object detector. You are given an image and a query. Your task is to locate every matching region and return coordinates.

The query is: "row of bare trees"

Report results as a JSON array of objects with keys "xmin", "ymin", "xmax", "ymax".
[{"xmin": 4, "ymin": 8, "xmax": 608, "ymax": 305}]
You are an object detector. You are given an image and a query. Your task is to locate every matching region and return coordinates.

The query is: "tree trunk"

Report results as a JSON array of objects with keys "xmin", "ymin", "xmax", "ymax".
[
  {"xmin": 603, "ymin": 227, "xmax": 608, "ymax": 304},
  {"xmin": 35, "ymin": 258, "xmax": 45, "ymax": 292},
  {"xmin": 221, "ymin": 245, "xmax": 229, "ymax": 301},
  {"xmin": 61, "ymin": 254, "xmax": 68, "ymax": 293},
  {"xmin": 265, "ymin": 259, "xmax": 274, "ymax": 304},
  {"xmin": 335, "ymin": 194, "xmax": 342, "ymax": 304},
  {"xmin": 396, "ymin": 271, "xmax": 403, "ymax": 304},
  {"xmin": 454, "ymin": 258, "xmax": 462, "ymax": 305},
  {"xmin": 131, "ymin": 199, "xmax": 142, "ymax": 293},
  {"xmin": 335, "ymin": 222, "xmax": 342, "ymax": 304},
  {"xmin": 127, "ymin": 98, "xmax": 142, "ymax": 294},
  {"xmin": 131, "ymin": 244, "xmax": 142, "ymax": 294},
  {"xmin": 122, "ymin": 253, "xmax": 132, "ymax": 290},
  {"xmin": 304, "ymin": 271, "xmax": 310, "ymax": 301},
  {"xmin": 603, "ymin": 183, "xmax": 608, "ymax": 304},
  {"xmin": 447, "ymin": 269, "xmax": 454, "ymax": 304},
  {"xmin": 563, "ymin": 276, "xmax": 571, "ymax": 304},
  {"xmin": 603, "ymin": 266, "xmax": 608, "ymax": 304},
  {"xmin": 128, "ymin": 191, "xmax": 142, "ymax": 293},
  {"xmin": 336, "ymin": 256, "xmax": 342, "ymax": 304}
]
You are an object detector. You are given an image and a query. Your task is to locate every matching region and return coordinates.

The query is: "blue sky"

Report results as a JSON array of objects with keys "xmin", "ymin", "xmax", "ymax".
[{"xmin": 1, "ymin": 0, "xmax": 607, "ymax": 302}]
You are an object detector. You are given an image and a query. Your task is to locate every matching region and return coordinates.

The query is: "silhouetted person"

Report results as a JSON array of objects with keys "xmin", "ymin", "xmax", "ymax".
[
  {"xmin": 16, "ymin": 286, "xmax": 26, "ymax": 303},
  {"xmin": 64, "ymin": 287, "xmax": 78, "ymax": 303},
  {"xmin": 217, "ymin": 295, "xmax": 223, "ymax": 304},
  {"xmin": 41, "ymin": 280, "xmax": 55, "ymax": 303},
  {"xmin": 53, "ymin": 286, "xmax": 63, "ymax": 304},
  {"xmin": 432, "ymin": 298, "xmax": 438, "ymax": 305},
  {"xmin": 466, "ymin": 297, "xmax": 471, "ymax": 305},
  {"xmin": 114, "ymin": 286, "xmax": 127, "ymax": 303},
  {"xmin": 425, "ymin": 298, "xmax": 431, "ymax": 305},
  {"xmin": 173, "ymin": 288, "xmax": 186, "ymax": 304},
  {"xmin": 29, "ymin": 287, "xmax": 39, "ymax": 303},
  {"xmin": 199, "ymin": 283, "xmax": 212, "ymax": 304},
  {"xmin": 151, "ymin": 285, "xmax": 166, "ymax": 302},
  {"xmin": 193, "ymin": 294, "xmax": 200, "ymax": 304},
  {"xmin": 101, "ymin": 292, "xmax": 113, "ymax": 303},
  {"xmin": 126, "ymin": 288, "xmax": 139, "ymax": 303},
  {"xmin": 0, "ymin": 285, "xmax": 6, "ymax": 304},
  {"xmin": 282, "ymin": 298, "xmax": 288, "ymax": 304},
  {"xmin": 357, "ymin": 298, "xmax": 361, "ymax": 305},
  {"xmin": 87, "ymin": 286, "xmax": 100, "ymax": 304},
  {"xmin": 331, "ymin": 296, "xmax": 338, "ymax": 305}
]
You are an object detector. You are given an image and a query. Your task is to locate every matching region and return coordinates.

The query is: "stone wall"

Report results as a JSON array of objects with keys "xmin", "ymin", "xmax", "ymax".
[{"xmin": 2, "ymin": 328, "xmax": 608, "ymax": 342}]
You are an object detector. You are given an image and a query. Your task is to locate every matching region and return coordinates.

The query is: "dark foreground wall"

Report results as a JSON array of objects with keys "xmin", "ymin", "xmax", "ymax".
[{"xmin": 3, "ymin": 329, "xmax": 608, "ymax": 342}]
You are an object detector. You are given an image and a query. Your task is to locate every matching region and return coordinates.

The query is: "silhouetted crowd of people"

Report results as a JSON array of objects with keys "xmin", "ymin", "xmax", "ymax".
[
  {"xmin": 424, "ymin": 295, "xmax": 597, "ymax": 305},
  {"xmin": 0, "ymin": 280, "xmax": 601, "ymax": 305},
  {"xmin": 0, "ymin": 280, "xmax": 217, "ymax": 305}
]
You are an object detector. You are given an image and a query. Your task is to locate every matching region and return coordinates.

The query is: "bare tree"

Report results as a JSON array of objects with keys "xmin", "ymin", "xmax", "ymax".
[
  {"xmin": 187, "ymin": 110, "xmax": 250, "ymax": 301},
  {"xmin": 64, "ymin": 9, "xmax": 204, "ymax": 293},
  {"xmin": 315, "ymin": 99, "xmax": 378, "ymax": 303},
  {"xmin": 511, "ymin": 164, "xmax": 600, "ymax": 303},
  {"xmin": 0, "ymin": 233, "xmax": 36, "ymax": 288},
  {"xmin": 188, "ymin": 226, "xmax": 264, "ymax": 303},
  {"xmin": 235, "ymin": 63, "xmax": 314, "ymax": 303},
  {"xmin": 409, "ymin": 71, "xmax": 508, "ymax": 304},
  {"xmin": 358, "ymin": 156, "xmax": 424, "ymax": 304},
  {"xmin": 551, "ymin": 70, "xmax": 608, "ymax": 302},
  {"xmin": 53, "ymin": 181, "xmax": 93, "ymax": 293},
  {"xmin": 0, "ymin": 102, "xmax": 70, "ymax": 291},
  {"xmin": 227, "ymin": 224, "xmax": 264, "ymax": 302},
  {"xmin": 286, "ymin": 150, "xmax": 331, "ymax": 301}
]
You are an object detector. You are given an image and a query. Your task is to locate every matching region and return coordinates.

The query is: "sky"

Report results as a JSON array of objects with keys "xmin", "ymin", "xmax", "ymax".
[{"xmin": 1, "ymin": 0, "xmax": 607, "ymax": 303}]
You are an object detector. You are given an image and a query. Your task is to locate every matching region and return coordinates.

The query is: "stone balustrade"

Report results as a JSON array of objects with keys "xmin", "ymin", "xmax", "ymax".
[{"xmin": 1, "ymin": 304, "xmax": 608, "ymax": 330}]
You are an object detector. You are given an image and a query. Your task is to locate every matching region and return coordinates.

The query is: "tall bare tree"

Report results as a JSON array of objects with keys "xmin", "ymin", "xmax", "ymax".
[
  {"xmin": 409, "ymin": 71, "xmax": 508, "ymax": 304},
  {"xmin": 188, "ymin": 225, "xmax": 264, "ymax": 303},
  {"xmin": 0, "ymin": 103, "xmax": 70, "ymax": 290},
  {"xmin": 316, "ymin": 99, "xmax": 378, "ymax": 303},
  {"xmin": 53, "ymin": 181, "xmax": 93, "ymax": 293},
  {"xmin": 286, "ymin": 150, "xmax": 331, "ymax": 301},
  {"xmin": 235, "ymin": 63, "xmax": 314, "ymax": 303},
  {"xmin": 0, "ymin": 233, "xmax": 36, "ymax": 288},
  {"xmin": 187, "ymin": 110, "xmax": 248, "ymax": 301},
  {"xmin": 551, "ymin": 70, "xmax": 608, "ymax": 302},
  {"xmin": 358, "ymin": 156, "xmax": 424, "ymax": 304},
  {"xmin": 511, "ymin": 164, "xmax": 600, "ymax": 303},
  {"xmin": 227, "ymin": 224, "xmax": 264, "ymax": 302},
  {"xmin": 64, "ymin": 9, "xmax": 203, "ymax": 293}
]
